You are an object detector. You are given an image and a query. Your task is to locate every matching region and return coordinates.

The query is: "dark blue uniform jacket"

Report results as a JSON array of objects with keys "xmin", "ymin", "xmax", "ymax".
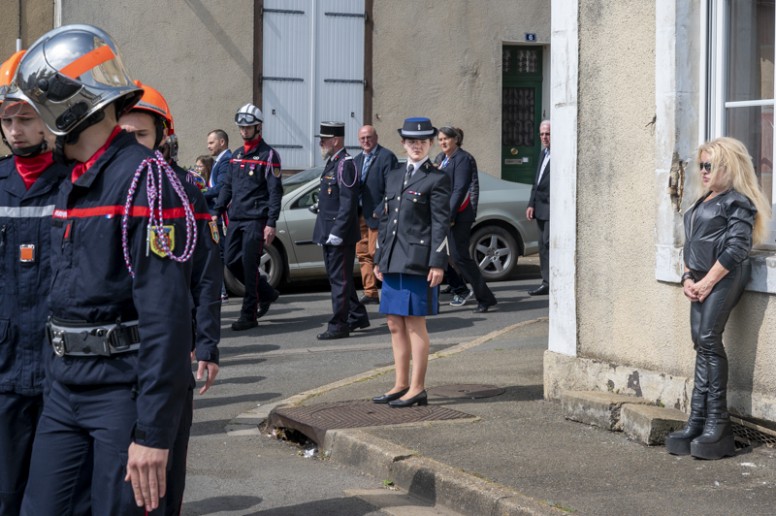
[
  {"xmin": 375, "ymin": 160, "xmax": 451, "ymax": 275},
  {"xmin": 213, "ymin": 139, "xmax": 282, "ymax": 226},
  {"xmin": 48, "ymin": 131, "xmax": 212, "ymax": 449},
  {"xmin": 172, "ymin": 162, "xmax": 222, "ymax": 365},
  {"xmin": 312, "ymin": 149, "xmax": 361, "ymax": 246},
  {"xmin": 0, "ymin": 155, "xmax": 67, "ymax": 396}
]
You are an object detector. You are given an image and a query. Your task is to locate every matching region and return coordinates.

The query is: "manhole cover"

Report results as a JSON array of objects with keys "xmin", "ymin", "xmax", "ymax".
[
  {"xmin": 429, "ymin": 384, "xmax": 505, "ymax": 399},
  {"xmin": 267, "ymin": 400, "xmax": 476, "ymax": 445}
]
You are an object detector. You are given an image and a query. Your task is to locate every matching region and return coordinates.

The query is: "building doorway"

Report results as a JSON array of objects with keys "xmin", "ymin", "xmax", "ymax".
[{"xmin": 501, "ymin": 45, "xmax": 543, "ymax": 184}]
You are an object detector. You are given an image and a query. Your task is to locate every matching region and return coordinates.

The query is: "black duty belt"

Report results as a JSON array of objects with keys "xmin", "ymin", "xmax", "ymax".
[{"xmin": 47, "ymin": 318, "xmax": 141, "ymax": 357}]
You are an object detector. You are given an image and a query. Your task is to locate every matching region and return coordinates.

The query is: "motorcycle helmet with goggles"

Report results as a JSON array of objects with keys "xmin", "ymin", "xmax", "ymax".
[
  {"xmin": 235, "ymin": 103, "xmax": 263, "ymax": 127},
  {"xmin": 15, "ymin": 24, "xmax": 142, "ymax": 137}
]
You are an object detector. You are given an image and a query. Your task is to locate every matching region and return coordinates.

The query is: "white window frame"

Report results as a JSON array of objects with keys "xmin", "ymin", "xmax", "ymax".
[
  {"xmin": 654, "ymin": 0, "xmax": 776, "ymax": 294},
  {"xmin": 706, "ymin": 0, "xmax": 776, "ymax": 247}
]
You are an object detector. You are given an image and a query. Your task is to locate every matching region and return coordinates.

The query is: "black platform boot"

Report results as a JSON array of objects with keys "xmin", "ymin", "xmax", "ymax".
[
  {"xmin": 666, "ymin": 354, "xmax": 707, "ymax": 455},
  {"xmin": 690, "ymin": 354, "xmax": 735, "ymax": 460}
]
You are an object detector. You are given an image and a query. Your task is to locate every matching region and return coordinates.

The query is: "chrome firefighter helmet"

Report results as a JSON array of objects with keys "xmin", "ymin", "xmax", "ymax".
[
  {"xmin": 16, "ymin": 24, "xmax": 142, "ymax": 136},
  {"xmin": 235, "ymin": 103, "xmax": 263, "ymax": 126}
]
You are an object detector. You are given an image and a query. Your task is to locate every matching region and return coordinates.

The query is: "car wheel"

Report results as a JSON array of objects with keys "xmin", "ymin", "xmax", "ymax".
[
  {"xmin": 469, "ymin": 225, "xmax": 519, "ymax": 282},
  {"xmin": 223, "ymin": 243, "xmax": 285, "ymax": 296}
]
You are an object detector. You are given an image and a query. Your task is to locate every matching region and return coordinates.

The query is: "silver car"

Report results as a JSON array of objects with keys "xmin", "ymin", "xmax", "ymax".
[{"xmin": 224, "ymin": 167, "xmax": 539, "ymax": 293}]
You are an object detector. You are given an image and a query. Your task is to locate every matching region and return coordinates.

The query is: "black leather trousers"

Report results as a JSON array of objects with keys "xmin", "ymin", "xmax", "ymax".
[{"xmin": 689, "ymin": 259, "xmax": 750, "ymax": 418}]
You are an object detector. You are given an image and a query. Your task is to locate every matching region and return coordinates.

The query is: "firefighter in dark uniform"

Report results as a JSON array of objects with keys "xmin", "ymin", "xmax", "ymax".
[
  {"xmin": 0, "ymin": 50, "xmax": 68, "ymax": 516},
  {"xmin": 312, "ymin": 122, "xmax": 369, "ymax": 340},
  {"xmin": 16, "ymin": 25, "xmax": 208, "ymax": 514},
  {"xmin": 213, "ymin": 103, "xmax": 282, "ymax": 331},
  {"xmin": 119, "ymin": 81, "xmax": 222, "ymax": 515}
]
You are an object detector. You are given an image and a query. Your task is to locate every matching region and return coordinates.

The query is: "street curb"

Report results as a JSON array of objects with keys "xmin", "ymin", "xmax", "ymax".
[
  {"xmin": 230, "ymin": 318, "xmax": 548, "ymax": 429},
  {"xmin": 324, "ymin": 429, "xmax": 567, "ymax": 515}
]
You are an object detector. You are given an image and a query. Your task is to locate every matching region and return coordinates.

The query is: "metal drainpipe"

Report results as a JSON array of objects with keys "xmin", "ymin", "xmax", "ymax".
[
  {"xmin": 16, "ymin": 0, "xmax": 23, "ymax": 50},
  {"xmin": 54, "ymin": 0, "xmax": 62, "ymax": 27}
]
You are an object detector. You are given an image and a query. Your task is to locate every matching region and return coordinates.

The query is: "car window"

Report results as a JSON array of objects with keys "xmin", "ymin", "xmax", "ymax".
[{"xmin": 291, "ymin": 181, "xmax": 319, "ymax": 209}]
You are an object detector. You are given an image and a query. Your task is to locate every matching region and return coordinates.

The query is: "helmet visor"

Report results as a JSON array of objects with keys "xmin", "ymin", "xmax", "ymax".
[{"xmin": 235, "ymin": 112, "xmax": 260, "ymax": 126}]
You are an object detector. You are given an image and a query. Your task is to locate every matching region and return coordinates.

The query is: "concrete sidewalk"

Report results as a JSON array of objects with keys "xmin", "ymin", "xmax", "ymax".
[{"xmin": 268, "ymin": 319, "xmax": 776, "ymax": 515}]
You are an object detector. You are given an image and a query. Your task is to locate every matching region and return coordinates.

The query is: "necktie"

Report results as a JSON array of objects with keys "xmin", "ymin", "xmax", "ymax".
[
  {"xmin": 404, "ymin": 163, "xmax": 414, "ymax": 187},
  {"xmin": 361, "ymin": 153, "xmax": 373, "ymax": 181}
]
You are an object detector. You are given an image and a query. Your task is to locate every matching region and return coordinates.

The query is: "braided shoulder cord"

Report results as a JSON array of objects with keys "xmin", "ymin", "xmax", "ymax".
[
  {"xmin": 337, "ymin": 158, "xmax": 358, "ymax": 188},
  {"xmin": 264, "ymin": 149, "xmax": 282, "ymax": 179},
  {"xmin": 121, "ymin": 151, "xmax": 198, "ymax": 277}
]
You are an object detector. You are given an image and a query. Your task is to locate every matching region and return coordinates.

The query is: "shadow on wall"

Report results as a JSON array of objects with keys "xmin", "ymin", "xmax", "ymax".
[
  {"xmin": 183, "ymin": 0, "xmax": 252, "ymax": 78},
  {"xmin": 727, "ymin": 293, "xmax": 768, "ymax": 419}
]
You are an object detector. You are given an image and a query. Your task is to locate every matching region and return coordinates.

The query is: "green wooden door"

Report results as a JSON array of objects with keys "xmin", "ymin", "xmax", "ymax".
[{"xmin": 501, "ymin": 45, "xmax": 543, "ymax": 184}]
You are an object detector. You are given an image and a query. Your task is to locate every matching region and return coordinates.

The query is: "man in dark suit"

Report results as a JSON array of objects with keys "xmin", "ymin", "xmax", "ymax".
[
  {"xmin": 312, "ymin": 122, "xmax": 369, "ymax": 340},
  {"xmin": 526, "ymin": 120, "xmax": 551, "ymax": 296},
  {"xmin": 205, "ymin": 129, "xmax": 232, "ymax": 301},
  {"xmin": 204, "ymin": 129, "xmax": 232, "ymax": 214},
  {"xmin": 354, "ymin": 125, "xmax": 399, "ymax": 305}
]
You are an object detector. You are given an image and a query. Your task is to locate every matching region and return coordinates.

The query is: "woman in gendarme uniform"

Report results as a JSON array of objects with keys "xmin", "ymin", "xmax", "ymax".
[
  {"xmin": 373, "ymin": 117, "xmax": 451, "ymax": 408},
  {"xmin": 666, "ymin": 137, "xmax": 770, "ymax": 460}
]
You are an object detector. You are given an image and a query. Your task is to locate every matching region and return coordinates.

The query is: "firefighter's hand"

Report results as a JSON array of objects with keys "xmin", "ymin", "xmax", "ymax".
[
  {"xmin": 125, "ymin": 443, "xmax": 169, "ymax": 510},
  {"xmin": 264, "ymin": 225, "xmax": 276, "ymax": 245},
  {"xmin": 197, "ymin": 360, "xmax": 220, "ymax": 394}
]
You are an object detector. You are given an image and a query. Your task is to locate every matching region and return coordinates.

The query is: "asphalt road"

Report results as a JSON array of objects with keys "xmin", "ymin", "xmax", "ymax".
[{"xmin": 182, "ymin": 260, "xmax": 548, "ymax": 515}]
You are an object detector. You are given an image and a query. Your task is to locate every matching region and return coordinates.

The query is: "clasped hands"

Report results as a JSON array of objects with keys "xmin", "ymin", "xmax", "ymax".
[{"xmin": 683, "ymin": 278, "xmax": 713, "ymax": 303}]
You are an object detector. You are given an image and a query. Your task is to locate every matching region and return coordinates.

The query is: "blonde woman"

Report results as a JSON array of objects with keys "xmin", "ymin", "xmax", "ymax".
[{"xmin": 666, "ymin": 137, "xmax": 770, "ymax": 460}]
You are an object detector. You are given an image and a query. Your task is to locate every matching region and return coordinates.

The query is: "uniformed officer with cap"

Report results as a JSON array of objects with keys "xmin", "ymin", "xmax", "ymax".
[
  {"xmin": 312, "ymin": 122, "xmax": 369, "ymax": 340},
  {"xmin": 16, "ymin": 25, "xmax": 209, "ymax": 514}
]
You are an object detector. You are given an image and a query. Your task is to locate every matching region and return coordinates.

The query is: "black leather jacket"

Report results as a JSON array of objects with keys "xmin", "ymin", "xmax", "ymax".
[{"xmin": 683, "ymin": 189, "xmax": 756, "ymax": 274}]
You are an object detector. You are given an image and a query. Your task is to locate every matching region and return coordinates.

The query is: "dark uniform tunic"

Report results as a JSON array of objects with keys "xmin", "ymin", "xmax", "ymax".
[
  {"xmin": 213, "ymin": 138, "xmax": 282, "ymax": 320},
  {"xmin": 375, "ymin": 160, "xmax": 451, "ymax": 316},
  {"xmin": 0, "ymin": 154, "xmax": 67, "ymax": 514},
  {"xmin": 312, "ymin": 149, "xmax": 369, "ymax": 333},
  {"xmin": 22, "ymin": 130, "xmax": 212, "ymax": 515}
]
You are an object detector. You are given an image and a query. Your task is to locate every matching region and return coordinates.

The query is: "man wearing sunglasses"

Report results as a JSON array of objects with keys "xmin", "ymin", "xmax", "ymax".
[{"xmin": 212, "ymin": 103, "xmax": 282, "ymax": 330}]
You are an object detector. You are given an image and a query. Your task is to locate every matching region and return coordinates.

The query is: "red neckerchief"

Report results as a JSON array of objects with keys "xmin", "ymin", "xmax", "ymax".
[
  {"xmin": 15, "ymin": 152, "xmax": 54, "ymax": 190},
  {"xmin": 71, "ymin": 125, "xmax": 122, "ymax": 183},
  {"xmin": 243, "ymin": 135, "xmax": 262, "ymax": 154}
]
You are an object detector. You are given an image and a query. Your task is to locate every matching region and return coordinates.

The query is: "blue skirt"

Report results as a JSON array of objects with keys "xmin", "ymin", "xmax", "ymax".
[{"xmin": 380, "ymin": 273, "xmax": 439, "ymax": 316}]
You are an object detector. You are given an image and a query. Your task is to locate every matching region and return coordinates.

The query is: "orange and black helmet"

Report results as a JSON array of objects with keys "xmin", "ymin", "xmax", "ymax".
[
  {"xmin": 0, "ymin": 50, "xmax": 26, "ymax": 104},
  {"xmin": 132, "ymin": 80, "xmax": 174, "ymax": 135},
  {"xmin": 130, "ymin": 80, "xmax": 175, "ymax": 149}
]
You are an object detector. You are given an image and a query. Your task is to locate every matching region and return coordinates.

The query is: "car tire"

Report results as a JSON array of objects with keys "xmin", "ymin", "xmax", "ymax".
[
  {"xmin": 223, "ymin": 243, "xmax": 285, "ymax": 296},
  {"xmin": 469, "ymin": 225, "xmax": 519, "ymax": 282}
]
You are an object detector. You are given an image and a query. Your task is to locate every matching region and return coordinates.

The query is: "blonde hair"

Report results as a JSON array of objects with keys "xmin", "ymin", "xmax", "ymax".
[{"xmin": 697, "ymin": 137, "xmax": 772, "ymax": 244}]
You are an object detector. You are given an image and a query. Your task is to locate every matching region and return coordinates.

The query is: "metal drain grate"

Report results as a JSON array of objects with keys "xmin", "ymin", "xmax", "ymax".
[
  {"xmin": 732, "ymin": 416, "xmax": 776, "ymax": 449},
  {"xmin": 267, "ymin": 400, "xmax": 476, "ymax": 445}
]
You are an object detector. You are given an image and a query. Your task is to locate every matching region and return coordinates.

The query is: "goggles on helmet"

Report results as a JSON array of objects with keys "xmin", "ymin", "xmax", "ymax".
[{"xmin": 235, "ymin": 112, "xmax": 261, "ymax": 126}]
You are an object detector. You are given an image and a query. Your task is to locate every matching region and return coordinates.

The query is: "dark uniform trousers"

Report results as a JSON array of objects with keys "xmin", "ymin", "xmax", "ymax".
[
  {"xmin": 0, "ymin": 394, "xmax": 42, "ymax": 513},
  {"xmin": 449, "ymin": 220, "xmax": 496, "ymax": 305},
  {"xmin": 224, "ymin": 218, "xmax": 274, "ymax": 319},
  {"xmin": 536, "ymin": 217, "xmax": 550, "ymax": 286},
  {"xmin": 323, "ymin": 243, "xmax": 368, "ymax": 333},
  {"xmin": 22, "ymin": 382, "xmax": 172, "ymax": 515}
]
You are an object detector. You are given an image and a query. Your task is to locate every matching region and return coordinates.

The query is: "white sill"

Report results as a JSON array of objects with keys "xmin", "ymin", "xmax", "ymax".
[{"xmin": 655, "ymin": 245, "xmax": 776, "ymax": 294}]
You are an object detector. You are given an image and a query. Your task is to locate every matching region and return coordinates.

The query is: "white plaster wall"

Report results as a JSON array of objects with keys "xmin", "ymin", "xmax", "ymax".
[
  {"xmin": 61, "ymin": 0, "xmax": 253, "ymax": 166},
  {"xmin": 573, "ymin": 0, "xmax": 776, "ymax": 420},
  {"xmin": 371, "ymin": 0, "xmax": 551, "ymax": 176}
]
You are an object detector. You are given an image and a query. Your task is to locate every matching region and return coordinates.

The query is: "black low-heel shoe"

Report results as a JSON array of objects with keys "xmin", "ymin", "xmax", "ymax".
[
  {"xmin": 372, "ymin": 387, "xmax": 409, "ymax": 404},
  {"xmin": 389, "ymin": 390, "xmax": 428, "ymax": 408}
]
